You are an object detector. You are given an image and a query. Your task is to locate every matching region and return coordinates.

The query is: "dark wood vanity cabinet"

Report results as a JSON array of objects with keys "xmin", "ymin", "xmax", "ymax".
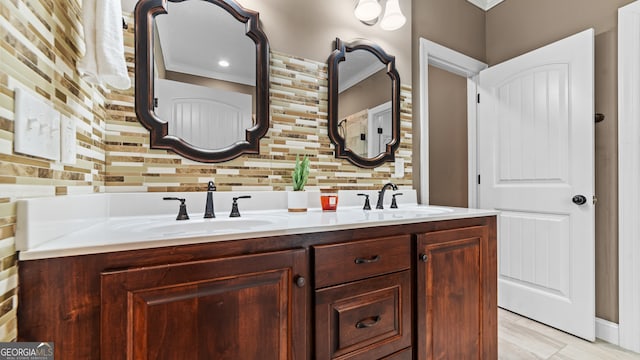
[
  {"xmin": 18, "ymin": 216, "xmax": 496, "ymax": 360},
  {"xmin": 416, "ymin": 225, "xmax": 497, "ymax": 360},
  {"xmin": 100, "ymin": 249, "xmax": 308, "ymax": 360}
]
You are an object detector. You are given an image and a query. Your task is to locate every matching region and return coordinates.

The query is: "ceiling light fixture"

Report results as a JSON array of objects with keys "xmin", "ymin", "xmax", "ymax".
[
  {"xmin": 354, "ymin": 0, "xmax": 382, "ymax": 22},
  {"xmin": 354, "ymin": 0, "xmax": 406, "ymax": 31},
  {"xmin": 218, "ymin": 60, "xmax": 230, "ymax": 68},
  {"xmin": 379, "ymin": 0, "xmax": 406, "ymax": 30}
]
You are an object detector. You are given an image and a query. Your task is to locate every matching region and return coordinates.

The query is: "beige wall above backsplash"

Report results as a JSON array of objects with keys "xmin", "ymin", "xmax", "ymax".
[
  {"xmin": 485, "ymin": 0, "xmax": 634, "ymax": 65},
  {"xmin": 236, "ymin": 0, "xmax": 412, "ymax": 83},
  {"xmin": 411, "ymin": 0, "xmax": 486, "ymax": 196}
]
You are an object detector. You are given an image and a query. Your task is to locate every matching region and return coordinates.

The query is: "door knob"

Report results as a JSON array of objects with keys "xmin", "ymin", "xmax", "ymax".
[{"xmin": 572, "ymin": 195, "xmax": 587, "ymax": 205}]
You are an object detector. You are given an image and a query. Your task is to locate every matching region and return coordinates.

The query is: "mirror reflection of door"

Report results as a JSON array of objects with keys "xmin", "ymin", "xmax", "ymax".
[
  {"xmin": 153, "ymin": 0, "xmax": 256, "ymax": 150},
  {"xmin": 367, "ymin": 101, "xmax": 392, "ymax": 158},
  {"xmin": 337, "ymin": 49, "xmax": 392, "ymax": 159}
]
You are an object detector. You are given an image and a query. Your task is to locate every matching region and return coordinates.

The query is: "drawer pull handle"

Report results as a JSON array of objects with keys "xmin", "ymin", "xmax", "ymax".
[
  {"xmin": 295, "ymin": 275, "xmax": 306, "ymax": 288},
  {"xmin": 355, "ymin": 315, "xmax": 381, "ymax": 329},
  {"xmin": 354, "ymin": 255, "xmax": 380, "ymax": 264}
]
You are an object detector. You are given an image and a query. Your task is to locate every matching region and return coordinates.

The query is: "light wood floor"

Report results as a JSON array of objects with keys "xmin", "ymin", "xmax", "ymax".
[{"xmin": 499, "ymin": 308, "xmax": 640, "ymax": 359}]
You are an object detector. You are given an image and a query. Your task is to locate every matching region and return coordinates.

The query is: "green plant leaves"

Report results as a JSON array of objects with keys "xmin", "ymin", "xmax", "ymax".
[{"xmin": 292, "ymin": 154, "xmax": 310, "ymax": 191}]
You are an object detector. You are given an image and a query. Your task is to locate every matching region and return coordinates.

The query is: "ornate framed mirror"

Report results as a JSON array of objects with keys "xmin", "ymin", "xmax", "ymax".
[
  {"xmin": 327, "ymin": 38, "xmax": 401, "ymax": 168},
  {"xmin": 135, "ymin": 0, "xmax": 269, "ymax": 162}
]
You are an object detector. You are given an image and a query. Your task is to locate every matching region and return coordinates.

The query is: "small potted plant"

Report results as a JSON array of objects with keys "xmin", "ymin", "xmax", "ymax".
[{"xmin": 288, "ymin": 154, "xmax": 310, "ymax": 212}]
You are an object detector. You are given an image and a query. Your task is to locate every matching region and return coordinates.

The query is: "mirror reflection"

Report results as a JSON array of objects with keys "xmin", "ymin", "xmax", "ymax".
[
  {"xmin": 327, "ymin": 38, "xmax": 400, "ymax": 168},
  {"xmin": 153, "ymin": 0, "xmax": 255, "ymax": 150},
  {"xmin": 135, "ymin": 0, "xmax": 269, "ymax": 163},
  {"xmin": 337, "ymin": 49, "xmax": 392, "ymax": 158}
]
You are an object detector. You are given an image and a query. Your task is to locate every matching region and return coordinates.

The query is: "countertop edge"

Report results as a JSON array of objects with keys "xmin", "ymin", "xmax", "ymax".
[{"xmin": 19, "ymin": 209, "xmax": 499, "ymax": 261}]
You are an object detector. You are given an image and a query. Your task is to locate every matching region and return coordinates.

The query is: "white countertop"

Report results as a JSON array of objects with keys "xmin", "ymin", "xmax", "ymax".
[{"xmin": 16, "ymin": 191, "xmax": 498, "ymax": 260}]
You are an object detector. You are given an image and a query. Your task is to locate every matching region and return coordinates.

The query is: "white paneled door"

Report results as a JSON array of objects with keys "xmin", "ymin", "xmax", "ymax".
[{"xmin": 478, "ymin": 29, "xmax": 595, "ymax": 340}]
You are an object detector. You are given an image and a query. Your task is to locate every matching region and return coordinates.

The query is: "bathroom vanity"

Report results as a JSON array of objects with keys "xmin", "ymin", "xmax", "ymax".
[{"xmin": 16, "ymin": 193, "xmax": 497, "ymax": 359}]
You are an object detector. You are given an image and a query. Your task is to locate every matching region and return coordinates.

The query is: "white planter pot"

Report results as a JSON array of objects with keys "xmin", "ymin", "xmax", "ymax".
[{"xmin": 287, "ymin": 191, "xmax": 308, "ymax": 212}]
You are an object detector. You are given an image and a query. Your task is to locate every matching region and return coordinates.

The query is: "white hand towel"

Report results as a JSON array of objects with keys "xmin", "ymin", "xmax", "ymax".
[{"xmin": 78, "ymin": 0, "xmax": 131, "ymax": 90}]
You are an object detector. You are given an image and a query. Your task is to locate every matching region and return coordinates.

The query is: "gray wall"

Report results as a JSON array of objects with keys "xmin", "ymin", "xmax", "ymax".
[
  {"xmin": 411, "ymin": 0, "xmax": 486, "ymax": 198},
  {"xmin": 486, "ymin": 0, "xmax": 633, "ymax": 65},
  {"xmin": 238, "ymin": 0, "xmax": 412, "ymax": 82},
  {"xmin": 427, "ymin": 66, "xmax": 468, "ymax": 208},
  {"xmin": 338, "ymin": 70, "xmax": 390, "ymax": 120},
  {"xmin": 594, "ymin": 30, "xmax": 619, "ymax": 323}
]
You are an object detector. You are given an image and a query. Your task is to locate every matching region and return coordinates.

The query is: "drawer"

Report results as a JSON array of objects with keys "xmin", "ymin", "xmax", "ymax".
[
  {"xmin": 313, "ymin": 235, "xmax": 411, "ymax": 288},
  {"xmin": 315, "ymin": 271, "xmax": 412, "ymax": 359}
]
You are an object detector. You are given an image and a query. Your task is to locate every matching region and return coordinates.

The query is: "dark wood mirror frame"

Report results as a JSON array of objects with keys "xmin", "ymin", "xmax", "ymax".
[
  {"xmin": 327, "ymin": 38, "xmax": 401, "ymax": 168},
  {"xmin": 135, "ymin": 0, "xmax": 270, "ymax": 163}
]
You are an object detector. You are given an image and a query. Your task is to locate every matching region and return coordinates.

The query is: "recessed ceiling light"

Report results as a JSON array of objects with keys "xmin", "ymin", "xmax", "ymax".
[{"xmin": 218, "ymin": 60, "xmax": 230, "ymax": 68}]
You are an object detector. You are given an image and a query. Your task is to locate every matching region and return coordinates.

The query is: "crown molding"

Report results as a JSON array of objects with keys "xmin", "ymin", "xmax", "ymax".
[{"xmin": 466, "ymin": 0, "xmax": 504, "ymax": 11}]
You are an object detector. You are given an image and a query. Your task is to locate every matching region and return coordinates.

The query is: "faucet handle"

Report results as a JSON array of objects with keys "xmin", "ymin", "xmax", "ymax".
[
  {"xmin": 163, "ymin": 197, "xmax": 189, "ymax": 220},
  {"xmin": 230, "ymin": 196, "xmax": 251, "ymax": 217},
  {"xmin": 357, "ymin": 193, "xmax": 371, "ymax": 210},
  {"xmin": 390, "ymin": 193, "xmax": 403, "ymax": 209}
]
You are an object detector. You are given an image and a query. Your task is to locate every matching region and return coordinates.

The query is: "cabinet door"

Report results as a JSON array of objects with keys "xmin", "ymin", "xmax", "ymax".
[
  {"xmin": 101, "ymin": 248, "xmax": 308, "ymax": 360},
  {"xmin": 416, "ymin": 225, "xmax": 497, "ymax": 360}
]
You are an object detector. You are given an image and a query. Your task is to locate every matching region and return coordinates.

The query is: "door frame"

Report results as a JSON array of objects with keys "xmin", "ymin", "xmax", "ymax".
[
  {"xmin": 418, "ymin": 38, "xmax": 487, "ymax": 206},
  {"xmin": 618, "ymin": 0, "xmax": 640, "ymax": 353},
  {"xmin": 420, "ymin": 31, "xmax": 640, "ymax": 351}
]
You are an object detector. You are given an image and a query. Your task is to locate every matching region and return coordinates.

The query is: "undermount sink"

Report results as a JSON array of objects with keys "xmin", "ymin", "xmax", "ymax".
[
  {"xmin": 383, "ymin": 206, "xmax": 454, "ymax": 216},
  {"xmin": 110, "ymin": 217, "xmax": 279, "ymax": 237},
  {"xmin": 339, "ymin": 205, "xmax": 453, "ymax": 216},
  {"xmin": 332, "ymin": 205, "xmax": 454, "ymax": 223}
]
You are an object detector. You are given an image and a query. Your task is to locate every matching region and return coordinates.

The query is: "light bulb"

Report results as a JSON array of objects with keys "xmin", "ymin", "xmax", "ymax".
[
  {"xmin": 380, "ymin": 0, "xmax": 406, "ymax": 31},
  {"xmin": 354, "ymin": 0, "xmax": 381, "ymax": 22}
]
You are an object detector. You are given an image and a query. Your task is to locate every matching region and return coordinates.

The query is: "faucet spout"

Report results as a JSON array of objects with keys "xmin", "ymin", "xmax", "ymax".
[
  {"xmin": 204, "ymin": 181, "xmax": 216, "ymax": 218},
  {"xmin": 375, "ymin": 182, "xmax": 398, "ymax": 209}
]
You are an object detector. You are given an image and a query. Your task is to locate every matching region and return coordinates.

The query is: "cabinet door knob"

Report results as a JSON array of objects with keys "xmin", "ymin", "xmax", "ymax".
[
  {"xmin": 419, "ymin": 254, "xmax": 428, "ymax": 262},
  {"xmin": 295, "ymin": 275, "xmax": 306, "ymax": 288}
]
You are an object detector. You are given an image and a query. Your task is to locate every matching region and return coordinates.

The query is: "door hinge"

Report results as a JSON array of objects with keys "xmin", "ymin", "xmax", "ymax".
[
  {"xmin": 154, "ymin": 97, "xmax": 158, "ymax": 108},
  {"xmin": 477, "ymin": 174, "xmax": 481, "ymax": 184},
  {"xmin": 477, "ymin": 93, "xmax": 480, "ymax": 103}
]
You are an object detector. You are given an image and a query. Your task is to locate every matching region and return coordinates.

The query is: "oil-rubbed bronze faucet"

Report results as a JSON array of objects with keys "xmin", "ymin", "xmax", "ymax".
[
  {"xmin": 357, "ymin": 193, "xmax": 372, "ymax": 210},
  {"xmin": 163, "ymin": 197, "xmax": 189, "ymax": 220},
  {"xmin": 229, "ymin": 196, "xmax": 251, "ymax": 217},
  {"xmin": 204, "ymin": 181, "xmax": 216, "ymax": 218},
  {"xmin": 375, "ymin": 182, "xmax": 398, "ymax": 209}
]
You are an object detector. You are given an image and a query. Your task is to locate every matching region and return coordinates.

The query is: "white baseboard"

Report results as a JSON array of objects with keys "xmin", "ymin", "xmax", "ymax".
[{"xmin": 596, "ymin": 317, "xmax": 619, "ymax": 345}]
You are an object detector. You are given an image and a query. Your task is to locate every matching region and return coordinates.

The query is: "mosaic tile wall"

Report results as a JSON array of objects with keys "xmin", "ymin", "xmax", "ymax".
[
  {"xmin": 0, "ymin": 3, "xmax": 414, "ymax": 342},
  {"xmin": 0, "ymin": 0, "xmax": 110, "ymax": 341},
  {"xmin": 104, "ymin": 15, "xmax": 413, "ymax": 192}
]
